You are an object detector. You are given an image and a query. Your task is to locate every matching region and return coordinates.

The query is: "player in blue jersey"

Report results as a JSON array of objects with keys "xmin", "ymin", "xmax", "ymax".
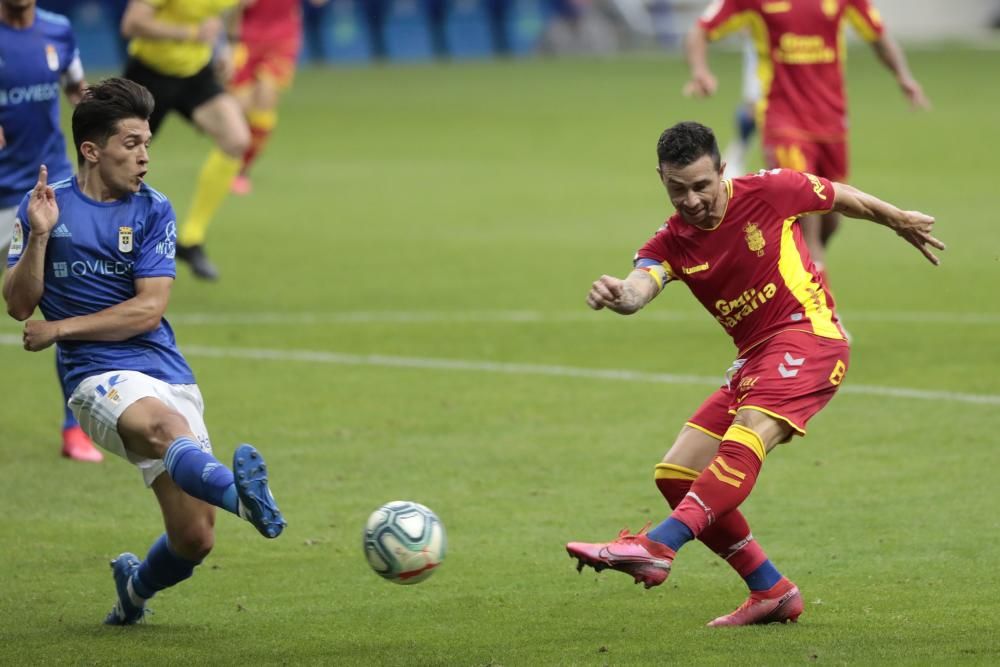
[
  {"xmin": 3, "ymin": 77, "xmax": 286, "ymax": 625},
  {"xmin": 0, "ymin": 0, "xmax": 105, "ymax": 462}
]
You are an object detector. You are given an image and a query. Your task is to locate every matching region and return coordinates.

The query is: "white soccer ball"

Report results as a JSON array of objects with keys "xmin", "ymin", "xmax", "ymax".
[{"xmin": 363, "ymin": 501, "xmax": 446, "ymax": 584}]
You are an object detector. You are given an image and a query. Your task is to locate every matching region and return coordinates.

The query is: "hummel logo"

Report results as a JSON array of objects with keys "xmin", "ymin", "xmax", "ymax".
[
  {"xmin": 683, "ymin": 262, "xmax": 710, "ymax": 275},
  {"xmin": 778, "ymin": 352, "xmax": 805, "ymax": 378},
  {"xmin": 51, "ymin": 224, "xmax": 71, "ymax": 238}
]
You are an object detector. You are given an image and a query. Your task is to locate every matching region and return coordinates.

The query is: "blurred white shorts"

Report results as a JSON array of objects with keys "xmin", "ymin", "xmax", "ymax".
[
  {"xmin": 69, "ymin": 370, "xmax": 212, "ymax": 487},
  {"xmin": 1, "ymin": 206, "xmax": 16, "ymax": 252}
]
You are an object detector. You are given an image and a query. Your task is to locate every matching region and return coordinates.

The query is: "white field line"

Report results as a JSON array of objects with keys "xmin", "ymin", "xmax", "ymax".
[
  {"xmin": 3, "ymin": 334, "xmax": 997, "ymax": 407},
  {"xmin": 136, "ymin": 310, "xmax": 1000, "ymax": 326},
  {"xmin": 2, "ymin": 310, "xmax": 998, "ymax": 328}
]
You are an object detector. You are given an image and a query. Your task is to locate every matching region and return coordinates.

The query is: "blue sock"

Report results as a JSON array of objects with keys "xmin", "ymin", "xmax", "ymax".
[
  {"xmin": 164, "ymin": 437, "xmax": 239, "ymax": 514},
  {"xmin": 744, "ymin": 559, "xmax": 783, "ymax": 591},
  {"xmin": 646, "ymin": 517, "xmax": 694, "ymax": 552},
  {"xmin": 737, "ymin": 106, "xmax": 757, "ymax": 143},
  {"xmin": 130, "ymin": 534, "xmax": 200, "ymax": 600},
  {"xmin": 62, "ymin": 404, "xmax": 78, "ymax": 430}
]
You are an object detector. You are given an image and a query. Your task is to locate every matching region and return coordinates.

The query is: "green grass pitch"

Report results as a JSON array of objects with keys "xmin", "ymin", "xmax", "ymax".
[{"xmin": 2, "ymin": 45, "xmax": 999, "ymax": 665}]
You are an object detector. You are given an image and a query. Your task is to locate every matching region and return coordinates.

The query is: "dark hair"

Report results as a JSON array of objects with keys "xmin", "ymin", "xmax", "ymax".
[
  {"xmin": 72, "ymin": 77, "xmax": 155, "ymax": 165},
  {"xmin": 656, "ymin": 121, "xmax": 721, "ymax": 170}
]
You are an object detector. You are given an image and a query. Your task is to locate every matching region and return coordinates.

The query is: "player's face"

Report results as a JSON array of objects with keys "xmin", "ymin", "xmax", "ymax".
[
  {"xmin": 0, "ymin": 0, "xmax": 35, "ymax": 11},
  {"xmin": 658, "ymin": 155, "xmax": 725, "ymax": 228},
  {"xmin": 97, "ymin": 118, "xmax": 152, "ymax": 196}
]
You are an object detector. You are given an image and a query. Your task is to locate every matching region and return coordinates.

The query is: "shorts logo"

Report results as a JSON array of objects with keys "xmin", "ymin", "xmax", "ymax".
[
  {"xmin": 119, "ymin": 226, "xmax": 133, "ymax": 253},
  {"xmin": 744, "ymin": 223, "xmax": 766, "ymax": 257},
  {"xmin": 9, "ymin": 219, "xmax": 23, "ymax": 255},
  {"xmin": 45, "ymin": 44, "xmax": 59, "ymax": 71},
  {"xmin": 778, "ymin": 352, "xmax": 805, "ymax": 378},
  {"xmin": 95, "ymin": 374, "xmax": 128, "ymax": 403}
]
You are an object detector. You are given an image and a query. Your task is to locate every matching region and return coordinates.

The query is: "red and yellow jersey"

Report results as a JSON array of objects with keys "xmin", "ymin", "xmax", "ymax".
[
  {"xmin": 699, "ymin": 0, "xmax": 884, "ymax": 142},
  {"xmin": 636, "ymin": 169, "xmax": 845, "ymax": 355},
  {"xmin": 240, "ymin": 0, "xmax": 301, "ymax": 44}
]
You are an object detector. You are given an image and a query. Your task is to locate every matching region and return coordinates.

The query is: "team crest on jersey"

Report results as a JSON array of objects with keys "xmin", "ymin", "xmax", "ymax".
[
  {"xmin": 118, "ymin": 226, "xmax": 133, "ymax": 253},
  {"xmin": 45, "ymin": 44, "xmax": 59, "ymax": 71},
  {"xmin": 821, "ymin": 0, "xmax": 839, "ymax": 19},
  {"xmin": 9, "ymin": 219, "xmax": 23, "ymax": 255},
  {"xmin": 744, "ymin": 223, "xmax": 766, "ymax": 257}
]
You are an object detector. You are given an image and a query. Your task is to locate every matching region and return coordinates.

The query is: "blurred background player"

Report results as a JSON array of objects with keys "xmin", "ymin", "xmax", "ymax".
[
  {"xmin": 0, "ymin": 0, "xmax": 103, "ymax": 462},
  {"xmin": 121, "ymin": 0, "xmax": 251, "ymax": 281},
  {"xmin": 684, "ymin": 0, "xmax": 930, "ymax": 283},
  {"xmin": 229, "ymin": 0, "xmax": 328, "ymax": 196},
  {"xmin": 721, "ymin": 36, "xmax": 760, "ymax": 178}
]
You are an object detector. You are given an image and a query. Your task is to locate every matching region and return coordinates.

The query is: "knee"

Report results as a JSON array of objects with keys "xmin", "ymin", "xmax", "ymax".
[
  {"xmin": 169, "ymin": 524, "xmax": 215, "ymax": 562},
  {"xmin": 219, "ymin": 126, "xmax": 251, "ymax": 158},
  {"xmin": 145, "ymin": 410, "xmax": 193, "ymax": 458}
]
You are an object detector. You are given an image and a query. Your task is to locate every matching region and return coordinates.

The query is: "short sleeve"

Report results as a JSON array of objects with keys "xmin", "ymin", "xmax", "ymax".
[
  {"xmin": 133, "ymin": 199, "xmax": 178, "ymax": 279},
  {"xmin": 699, "ymin": 0, "xmax": 754, "ymax": 41},
  {"xmin": 844, "ymin": 0, "xmax": 885, "ymax": 42},
  {"xmin": 6, "ymin": 194, "xmax": 31, "ymax": 268},
  {"xmin": 758, "ymin": 168, "xmax": 835, "ymax": 219},
  {"xmin": 634, "ymin": 225, "xmax": 678, "ymax": 282}
]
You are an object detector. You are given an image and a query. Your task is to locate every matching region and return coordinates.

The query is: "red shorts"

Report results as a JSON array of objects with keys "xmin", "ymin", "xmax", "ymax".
[
  {"xmin": 763, "ymin": 133, "xmax": 848, "ymax": 183},
  {"xmin": 231, "ymin": 35, "xmax": 301, "ymax": 90},
  {"xmin": 687, "ymin": 330, "xmax": 850, "ymax": 439}
]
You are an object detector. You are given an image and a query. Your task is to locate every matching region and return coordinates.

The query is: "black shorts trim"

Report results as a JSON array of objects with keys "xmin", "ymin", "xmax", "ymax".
[{"xmin": 123, "ymin": 58, "xmax": 224, "ymax": 135}]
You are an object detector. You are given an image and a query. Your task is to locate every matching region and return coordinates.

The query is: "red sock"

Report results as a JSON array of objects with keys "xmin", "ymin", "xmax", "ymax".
[
  {"xmin": 667, "ymin": 425, "xmax": 766, "ymax": 538},
  {"xmin": 655, "ymin": 463, "xmax": 767, "ymax": 577},
  {"xmin": 242, "ymin": 109, "xmax": 277, "ymax": 175}
]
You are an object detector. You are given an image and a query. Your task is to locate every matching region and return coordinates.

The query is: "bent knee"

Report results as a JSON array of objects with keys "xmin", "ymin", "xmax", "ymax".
[
  {"xmin": 170, "ymin": 526, "xmax": 215, "ymax": 562},
  {"xmin": 145, "ymin": 410, "xmax": 194, "ymax": 457}
]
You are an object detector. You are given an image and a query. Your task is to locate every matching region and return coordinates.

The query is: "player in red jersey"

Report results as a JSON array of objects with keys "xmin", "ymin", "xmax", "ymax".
[
  {"xmin": 566, "ymin": 122, "xmax": 942, "ymax": 626},
  {"xmin": 229, "ymin": 0, "xmax": 325, "ymax": 194},
  {"xmin": 683, "ymin": 0, "xmax": 929, "ymax": 278}
]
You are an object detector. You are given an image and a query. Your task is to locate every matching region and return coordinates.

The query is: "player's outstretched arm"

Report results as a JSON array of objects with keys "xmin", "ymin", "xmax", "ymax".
[
  {"xmin": 683, "ymin": 25, "xmax": 718, "ymax": 98},
  {"xmin": 4, "ymin": 166, "xmax": 59, "ymax": 321},
  {"xmin": 22, "ymin": 277, "xmax": 174, "ymax": 352},
  {"xmin": 832, "ymin": 182, "xmax": 945, "ymax": 265},
  {"xmin": 871, "ymin": 34, "xmax": 931, "ymax": 110},
  {"xmin": 587, "ymin": 270, "xmax": 662, "ymax": 315}
]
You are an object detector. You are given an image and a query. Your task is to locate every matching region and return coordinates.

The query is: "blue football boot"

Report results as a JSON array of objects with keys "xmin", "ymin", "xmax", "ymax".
[
  {"xmin": 233, "ymin": 444, "xmax": 286, "ymax": 538},
  {"xmin": 104, "ymin": 553, "xmax": 146, "ymax": 625}
]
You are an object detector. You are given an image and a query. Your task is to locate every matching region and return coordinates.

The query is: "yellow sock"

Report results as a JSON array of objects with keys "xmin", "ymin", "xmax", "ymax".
[{"xmin": 178, "ymin": 149, "xmax": 241, "ymax": 247}]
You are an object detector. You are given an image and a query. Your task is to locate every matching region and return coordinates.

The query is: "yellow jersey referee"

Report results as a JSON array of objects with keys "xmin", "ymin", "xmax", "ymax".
[{"xmin": 122, "ymin": 0, "xmax": 251, "ymax": 280}]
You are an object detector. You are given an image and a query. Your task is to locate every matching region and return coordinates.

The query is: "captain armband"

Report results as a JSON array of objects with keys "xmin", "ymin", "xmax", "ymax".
[{"xmin": 636, "ymin": 264, "xmax": 669, "ymax": 292}]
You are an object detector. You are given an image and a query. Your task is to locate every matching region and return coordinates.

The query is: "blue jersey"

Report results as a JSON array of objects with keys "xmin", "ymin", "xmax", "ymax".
[
  {"xmin": 7, "ymin": 177, "xmax": 195, "ymax": 394},
  {"xmin": 0, "ymin": 10, "xmax": 83, "ymax": 208}
]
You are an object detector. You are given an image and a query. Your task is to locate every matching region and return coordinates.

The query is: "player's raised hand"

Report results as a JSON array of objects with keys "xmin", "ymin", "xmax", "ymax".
[
  {"xmin": 893, "ymin": 210, "xmax": 945, "ymax": 265},
  {"xmin": 587, "ymin": 275, "xmax": 625, "ymax": 310},
  {"xmin": 22, "ymin": 320, "xmax": 58, "ymax": 352},
  {"xmin": 683, "ymin": 70, "xmax": 718, "ymax": 98},
  {"xmin": 27, "ymin": 165, "xmax": 59, "ymax": 236}
]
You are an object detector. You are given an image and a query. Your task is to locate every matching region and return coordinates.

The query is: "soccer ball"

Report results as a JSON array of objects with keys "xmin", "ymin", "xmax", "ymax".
[{"xmin": 363, "ymin": 501, "xmax": 446, "ymax": 584}]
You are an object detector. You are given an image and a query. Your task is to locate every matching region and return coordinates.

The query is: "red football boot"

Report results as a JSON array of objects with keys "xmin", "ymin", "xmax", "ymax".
[
  {"xmin": 61, "ymin": 425, "xmax": 103, "ymax": 463},
  {"xmin": 707, "ymin": 577, "xmax": 803, "ymax": 627},
  {"xmin": 566, "ymin": 527, "xmax": 675, "ymax": 589}
]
